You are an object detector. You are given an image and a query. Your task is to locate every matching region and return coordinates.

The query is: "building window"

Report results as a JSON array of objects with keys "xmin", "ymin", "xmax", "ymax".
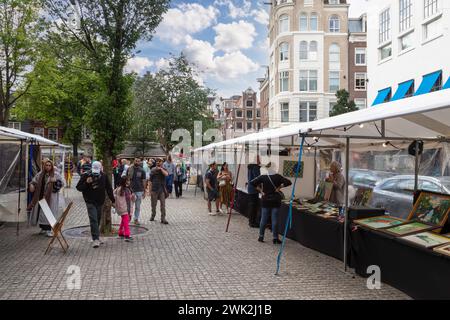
[
  {"xmin": 329, "ymin": 71, "xmax": 340, "ymax": 92},
  {"xmin": 431, "ymin": 73, "xmax": 442, "ymax": 92},
  {"xmin": 355, "ymin": 73, "xmax": 367, "ymax": 91},
  {"xmin": 379, "ymin": 43, "xmax": 392, "ymax": 60},
  {"xmin": 83, "ymin": 127, "xmax": 91, "ymax": 140},
  {"xmin": 300, "ymin": 13, "xmax": 308, "ymax": 31},
  {"xmin": 256, "ymin": 110, "xmax": 261, "ymax": 118},
  {"xmin": 329, "ymin": 15, "xmax": 340, "ymax": 32},
  {"xmin": 279, "ymin": 15, "xmax": 289, "ymax": 34},
  {"xmin": 379, "ymin": 8, "xmax": 391, "ymax": 44},
  {"xmin": 236, "ymin": 122, "xmax": 243, "ymax": 130},
  {"xmin": 48, "ymin": 128, "xmax": 58, "ymax": 141},
  {"xmin": 246, "ymin": 110, "xmax": 253, "ymax": 119},
  {"xmin": 34, "ymin": 127, "xmax": 44, "ymax": 137},
  {"xmin": 399, "ymin": 0, "xmax": 413, "ymax": 32},
  {"xmin": 304, "ymin": 0, "xmax": 313, "ymax": 5},
  {"xmin": 8, "ymin": 122, "xmax": 21, "ymax": 130},
  {"xmin": 424, "ymin": 0, "xmax": 440, "ymax": 19},
  {"xmin": 236, "ymin": 110, "xmax": 243, "ymax": 118},
  {"xmin": 247, "ymin": 122, "xmax": 253, "ymax": 130},
  {"xmin": 281, "ymin": 103, "xmax": 289, "ymax": 123},
  {"xmin": 405, "ymin": 81, "xmax": 415, "ymax": 97},
  {"xmin": 299, "ymin": 102, "xmax": 317, "ymax": 123},
  {"xmin": 423, "ymin": 15, "xmax": 442, "ymax": 40},
  {"xmin": 355, "ymin": 99, "xmax": 367, "ymax": 109},
  {"xmin": 310, "ymin": 13, "xmax": 318, "ymax": 31},
  {"xmin": 328, "ymin": 0, "xmax": 339, "ymax": 4},
  {"xmin": 309, "ymin": 41, "xmax": 318, "ymax": 60},
  {"xmin": 300, "ymin": 70, "xmax": 318, "ymax": 92},
  {"xmin": 355, "ymin": 48, "xmax": 366, "ymax": 65},
  {"xmin": 329, "ymin": 43, "xmax": 340, "ymax": 63},
  {"xmin": 299, "ymin": 41, "xmax": 308, "ymax": 60},
  {"xmin": 246, "ymin": 100, "xmax": 253, "ymax": 107},
  {"xmin": 280, "ymin": 71, "xmax": 289, "ymax": 92},
  {"xmin": 399, "ymin": 32, "xmax": 414, "ymax": 51},
  {"xmin": 280, "ymin": 42, "xmax": 289, "ymax": 61},
  {"xmin": 257, "ymin": 122, "xmax": 261, "ymax": 130},
  {"xmin": 329, "ymin": 102, "xmax": 337, "ymax": 114}
]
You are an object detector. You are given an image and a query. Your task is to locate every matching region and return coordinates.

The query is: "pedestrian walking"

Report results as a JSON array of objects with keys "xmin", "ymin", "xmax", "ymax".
[
  {"xmin": 174, "ymin": 162, "xmax": 186, "ymax": 198},
  {"xmin": 114, "ymin": 177, "xmax": 136, "ymax": 242},
  {"xmin": 205, "ymin": 162, "xmax": 220, "ymax": 215},
  {"xmin": 63, "ymin": 155, "xmax": 75, "ymax": 188},
  {"xmin": 28, "ymin": 159, "xmax": 64, "ymax": 237},
  {"xmin": 247, "ymin": 155, "xmax": 262, "ymax": 228},
  {"xmin": 163, "ymin": 155, "xmax": 176, "ymax": 196},
  {"xmin": 217, "ymin": 162, "xmax": 233, "ymax": 214},
  {"xmin": 113, "ymin": 157, "xmax": 121, "ymax": 189},
  {"xmin": 251, "ymin": 163, "xmax": 292, "ymax": 244},
  {"xmin": 126, "ymin": 158, "xmax": 147, "ymax": 225},
  {"xmin": 149, "ymin": 158, "xmax": 169, "ymax": 224},
  {"xmin": 76, "ymin": 161, "xmax": 115, "ymax": 248}
]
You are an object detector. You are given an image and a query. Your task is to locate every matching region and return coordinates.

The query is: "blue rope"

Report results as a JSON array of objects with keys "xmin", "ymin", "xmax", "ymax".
[{"xmin": 275, "ymin": 135, "xmax": 306, "ymax": 275}]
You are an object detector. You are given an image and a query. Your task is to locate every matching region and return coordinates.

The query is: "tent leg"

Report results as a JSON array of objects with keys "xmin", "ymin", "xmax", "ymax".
[
  {"xmin": 414, "ymin": 140, "xmax": 420, "ymax": 192},
  {"xmin": 17, "ymin": 140, "xmax": 24, "ymax": 236},
  {"xmin": 344, "ymin": 137, "xmax": 350, "ymax": 272},
  {"xmin": 225, "ymin": 145, "xmax": 244, "ymax": 233}
]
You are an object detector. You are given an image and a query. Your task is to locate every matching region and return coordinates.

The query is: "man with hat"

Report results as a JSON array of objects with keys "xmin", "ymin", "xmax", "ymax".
[
  {"xmin": 205, "ymin": 161, "xmax": 220, "ymax": 215},
  {"xmin": 149, "ymin": 158, "xmax": 169, "ymax": 224},
  {"xmin": 76, "ymin": 161, "xmax": 115, "ymax": 248}
]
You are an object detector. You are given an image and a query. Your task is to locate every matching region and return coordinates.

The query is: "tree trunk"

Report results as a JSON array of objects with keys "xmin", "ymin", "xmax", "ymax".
[{"xmin": 100, "ymin": 152, "xmax": 113, "ymax": 235}]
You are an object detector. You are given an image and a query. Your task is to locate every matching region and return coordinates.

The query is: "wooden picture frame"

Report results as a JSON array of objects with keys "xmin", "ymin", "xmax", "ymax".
[
  {"xmin": 352, "ymin": 187, "xmax": 373, "ymax": 207},
  {"xmin": 401, "ymin": 232, "xmax": 450, "ymax": 249},
  {"xmin": 44, "ymin": 201, "xmax": 73, "ymax": 255},
  {"xmin": 407, "ymin": 191, "xmax": 450, "ymax": 227},
  {"xmin": 354, "ymin": 215, "xmax": 405, "ymax": 230},
  {"xmin": 433, "ymin": 243, "xmax": 450, "ymax": 257},
  {"xmin": 382, "ymin": 220, "xmax": 440, "ymax": 237}
]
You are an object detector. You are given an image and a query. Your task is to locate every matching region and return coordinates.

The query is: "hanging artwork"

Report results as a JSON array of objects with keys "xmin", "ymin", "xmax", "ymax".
[
  {"xmin": 352, "ymin": 188, "xmax": 373, "ymax": 207},
  {"xmin": 407, "ymin": 192, "xmax": 450, "ymax": 227},
  {"xmin": 283, "ymin": 160, "xmax": 303, "ymax": 178}
]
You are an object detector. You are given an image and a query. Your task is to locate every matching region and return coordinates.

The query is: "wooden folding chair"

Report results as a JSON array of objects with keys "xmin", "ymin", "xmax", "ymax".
[{"xmin": 45, "ymin": 202, "xmax": 73, "ymax": 255}]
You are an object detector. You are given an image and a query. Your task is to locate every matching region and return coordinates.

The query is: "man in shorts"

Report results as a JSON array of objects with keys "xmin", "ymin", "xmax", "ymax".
[{"xmin": 205, "ymin": 162, "xmax": 220, "ymax": 215}]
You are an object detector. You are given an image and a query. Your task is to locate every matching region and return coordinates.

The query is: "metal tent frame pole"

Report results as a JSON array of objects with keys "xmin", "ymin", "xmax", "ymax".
[
  {"xmin": 16, "ymin": 140, "xmax": 24, "ymax": 236},
  {"xmin": 344, "ymin": 137, "xmax": 350, "ymax": 272},
  {"xmin": 414, "ymin": 140, "xmax": 420, "ymax": 192}
]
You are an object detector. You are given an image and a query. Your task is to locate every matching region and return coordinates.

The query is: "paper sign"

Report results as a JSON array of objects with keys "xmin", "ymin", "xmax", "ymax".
[{"xmin": 39, "ymin": 199, "xmax": 57, "ymax": 228}]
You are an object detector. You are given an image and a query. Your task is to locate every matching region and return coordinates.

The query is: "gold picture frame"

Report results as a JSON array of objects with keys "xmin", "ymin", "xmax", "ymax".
[
  {"xmin": 407, "ymin": 192, "xmax": 450, "ymax": 227},
  {"xmin": 433, "ymin": 243, "xmax": 450, "ymax": 257}
]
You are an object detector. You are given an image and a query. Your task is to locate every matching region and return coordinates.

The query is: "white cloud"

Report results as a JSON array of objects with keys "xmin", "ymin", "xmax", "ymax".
[
  {"xmin": 155, "ymin": 3, "xmax": 219, "ymax": 45},
  {"xmin": 125, "ymin": 57, "xmax": 153, "ymax": 74},
  {"xmin": 252, "ymin": 8, "xmax": 269, "ymax": 25},
  {"xmin": 214, "ymin": 0, "xmax": 252, "ymax": 19},
  {"xmin": 214, "ymin": 51, "xmax": 259, "ymax": 81},
  {"xmin": 214, "ymin": 20, "xmax": 257, "ymax": 53},
  {"xmin": 183, "ymin": 36, "xmax": 216, "ymax": 72},
  {"xmin": 155, "ymin": 58, "xmax": 171, "ymax": 71}
]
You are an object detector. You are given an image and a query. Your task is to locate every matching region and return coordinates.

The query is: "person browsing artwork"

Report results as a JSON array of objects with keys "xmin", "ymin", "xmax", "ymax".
[
  {"xmin": 251, "ymin": 162, "xmax": 292, "ymax": 244},
  {"xmin": 325, "ymin": 161, "xmax": 346, "ymax": 206}
]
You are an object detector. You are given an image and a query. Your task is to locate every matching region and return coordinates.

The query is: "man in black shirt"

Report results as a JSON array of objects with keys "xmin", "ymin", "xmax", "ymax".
[
  {"xmin": 251, "ymin": 167, "xmax": 292, "ymax": 244},
  {"xmin": 76, "ymin": 161, "xmax": 115, "ymax": 248},
  {"xmin": 149, "ymin": 158, "xmax": 169, "ymax": 224},
  {"xmin": 205, "ymin": 162, "xmax": 220, "ymax": 215},
  {"xmin": 127, "ymin": 158, "xmax": 147, "ymax": 225}
]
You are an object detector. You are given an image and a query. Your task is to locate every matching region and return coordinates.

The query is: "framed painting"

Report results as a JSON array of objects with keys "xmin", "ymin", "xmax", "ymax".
[
  {"xmin": 355, "ymin": 216, "xmax": 405, "ymax": 230},
  {"xmin": 382, "ymin": 221, "xmax": 439, "ymax": 237},
  {"xmin": 352, "ymin": 188, "xmax": 373, "ymax": 207},
  {"xmin": 407, "ymin": 192, "xmax": 450, "ymax": 227},
  {"xmin": 283, "ymin": 160, "xmax": 304, "ymax": 178},
  {"xmin": 433, "ymin": 243, "xmax": 450, "ymax": 257},
  {"xmin": 323, "ymin": 182, "xmax": 333, "ymax": 202},
  {"xmin": 401, "ymin": 232, "xmax": 450, "ymax": 249}
]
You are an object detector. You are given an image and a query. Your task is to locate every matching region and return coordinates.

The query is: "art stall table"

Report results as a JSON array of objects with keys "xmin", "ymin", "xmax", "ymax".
[
  {"xmin": 349, "ymin": 225, "xmax": 450, "ymax": 299},
  {"xmin": 277, "ymin": 202, "xmax": 345, "ymax": 261}
]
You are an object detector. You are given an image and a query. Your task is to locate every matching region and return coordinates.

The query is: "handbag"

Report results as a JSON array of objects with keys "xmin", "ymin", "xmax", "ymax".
[{"xmin": 219, "ymin": 180, "xmax": 227, "ymax": 187}]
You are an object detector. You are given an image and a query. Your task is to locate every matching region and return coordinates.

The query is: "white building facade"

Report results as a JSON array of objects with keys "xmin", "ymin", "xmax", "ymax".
[
  {"xmin": 268, "ymin": 0, "xmax": 350, "ymax": 128},
  {"xmin": 367, "ymin": 0, "xmax": 450, "ymax": 106}
]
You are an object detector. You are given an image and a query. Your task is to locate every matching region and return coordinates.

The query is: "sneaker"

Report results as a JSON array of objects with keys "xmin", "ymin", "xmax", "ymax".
[
  {"xmin": 117, "ymin": 235, "xmax": 124, "ymax": 240},
  {"xmin": 208, "ymin": 212, "xmax": 217, "ymax": 216},
  {"xmin": 258, "ymin": 236, "xmax": 264, "ymax": 243},
  {"xmin": 99, "ymin": 238, "xmax": 105, "ymax": 245},
  {"xmin": 134, "ymin": 219, "xmax": 140, "ymax": 225},
  {"xmin": 92, "ymin": 240, "xmax": 100, "ymax": 248},
  {"xmin": 150, "ymin": 217, "xmax": 155, "ymax": 222},
  {"xmin": 124, "ymin": 237, "xmax": 134, "ymax": 242},
  {"xmin": 38, "ymin": 230, "xmax": 47, "ymax": 236},
  {"xmin": 161, "ymin": 220, "xmax": 169, "ymax": 225},
  {"xmin": 273, "ymin": 239, "xmax": 282, "ymax": 244},
  {"xmin": 46, "ymin": 231, "xmax": 54, "ymax": 237}
]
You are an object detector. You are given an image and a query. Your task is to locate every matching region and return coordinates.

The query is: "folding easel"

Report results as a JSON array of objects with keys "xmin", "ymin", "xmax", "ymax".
[{"xmin": 44, "ymin": 201, "xmax": 73, "ymax": 255}]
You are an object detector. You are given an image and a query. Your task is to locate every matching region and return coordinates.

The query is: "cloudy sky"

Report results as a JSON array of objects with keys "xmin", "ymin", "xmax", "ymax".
[{"xmin": 126, "ymin": 0, "xmax": 367, "ymax": 98}]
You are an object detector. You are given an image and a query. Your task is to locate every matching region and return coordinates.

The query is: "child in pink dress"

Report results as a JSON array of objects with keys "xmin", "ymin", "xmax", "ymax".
[{"xmin": 114, "ymin": 177, "xmax": 136, "ymax": 242}]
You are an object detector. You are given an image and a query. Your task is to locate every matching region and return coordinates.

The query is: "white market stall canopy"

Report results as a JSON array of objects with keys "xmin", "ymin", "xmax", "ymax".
[
  {"xmin": 196, "ymin": 89, "xmax": 450, "ymax": 152},
  {"xmin": 0, "ymin": 126, "xmax": 70, "ymax": 148}
]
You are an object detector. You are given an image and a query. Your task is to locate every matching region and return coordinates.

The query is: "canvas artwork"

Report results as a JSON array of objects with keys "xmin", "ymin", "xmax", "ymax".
[
  {"xmin": 352, "ymin": 188, "xmax": 373, "ymax": 207},
  {"xmin": 383, "ymin": 221, "xmax": 438, "ymax": 236},
  {"xmin": 408, "ymin": 192, "xmax": 450, "ymax": 226},
  {"xmin": 355, "ymin": 216, "xmax": 404, "ymax": 230},
  {"xmin": 402, "ymin": 232, "xmax": 450, "ymax": 248},
  {"xmin": 433, "ymin": 243, "xmax": 450, "ymax": 257},
  {"xmin": 283, "ymin": 160, "xmax": 304, "ymax": 178}
]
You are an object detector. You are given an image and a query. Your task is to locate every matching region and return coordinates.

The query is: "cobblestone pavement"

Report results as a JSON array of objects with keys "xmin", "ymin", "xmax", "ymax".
[{"xmin": 0, "ymin": 180, "xmax": 409, "ymax": 300}]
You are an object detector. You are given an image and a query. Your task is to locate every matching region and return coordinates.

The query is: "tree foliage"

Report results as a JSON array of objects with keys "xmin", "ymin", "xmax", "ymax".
[
  {"xmin": 133, "ymin": 54, "xmax": 217, "ymax": 155},
  {"xmin": 329, "ymin": 89, "xmax": 358, "ymax": 117},
  {"xmin": 0, "ymin": 0, "xmax": 42, "ymax": 125}
]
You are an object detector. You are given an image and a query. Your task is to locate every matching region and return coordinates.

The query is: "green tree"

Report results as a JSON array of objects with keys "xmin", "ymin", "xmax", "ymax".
[
  {"xmin": 44, "ymin": 0, "xmax": 170, "ymax": 233},
  {"xmin": 0, "ymin": 0, "xmax": 42, "ymax": 125},
  {"xmin": 133, "ymin": 54, "xmax": 217, "ymax": 156},
  {"xmin": 329, "ymin": 89, "xmax": 358, "ymax": 117},
  {"xmin": 15, "ymin": 48, "xmax": 99, "ymax": 158}
]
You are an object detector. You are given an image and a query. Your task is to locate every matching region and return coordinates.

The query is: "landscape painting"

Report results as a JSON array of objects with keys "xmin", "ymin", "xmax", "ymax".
[{"xmin": 408, "ymin": 192, "xmax": 450, "ymax": 226}]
